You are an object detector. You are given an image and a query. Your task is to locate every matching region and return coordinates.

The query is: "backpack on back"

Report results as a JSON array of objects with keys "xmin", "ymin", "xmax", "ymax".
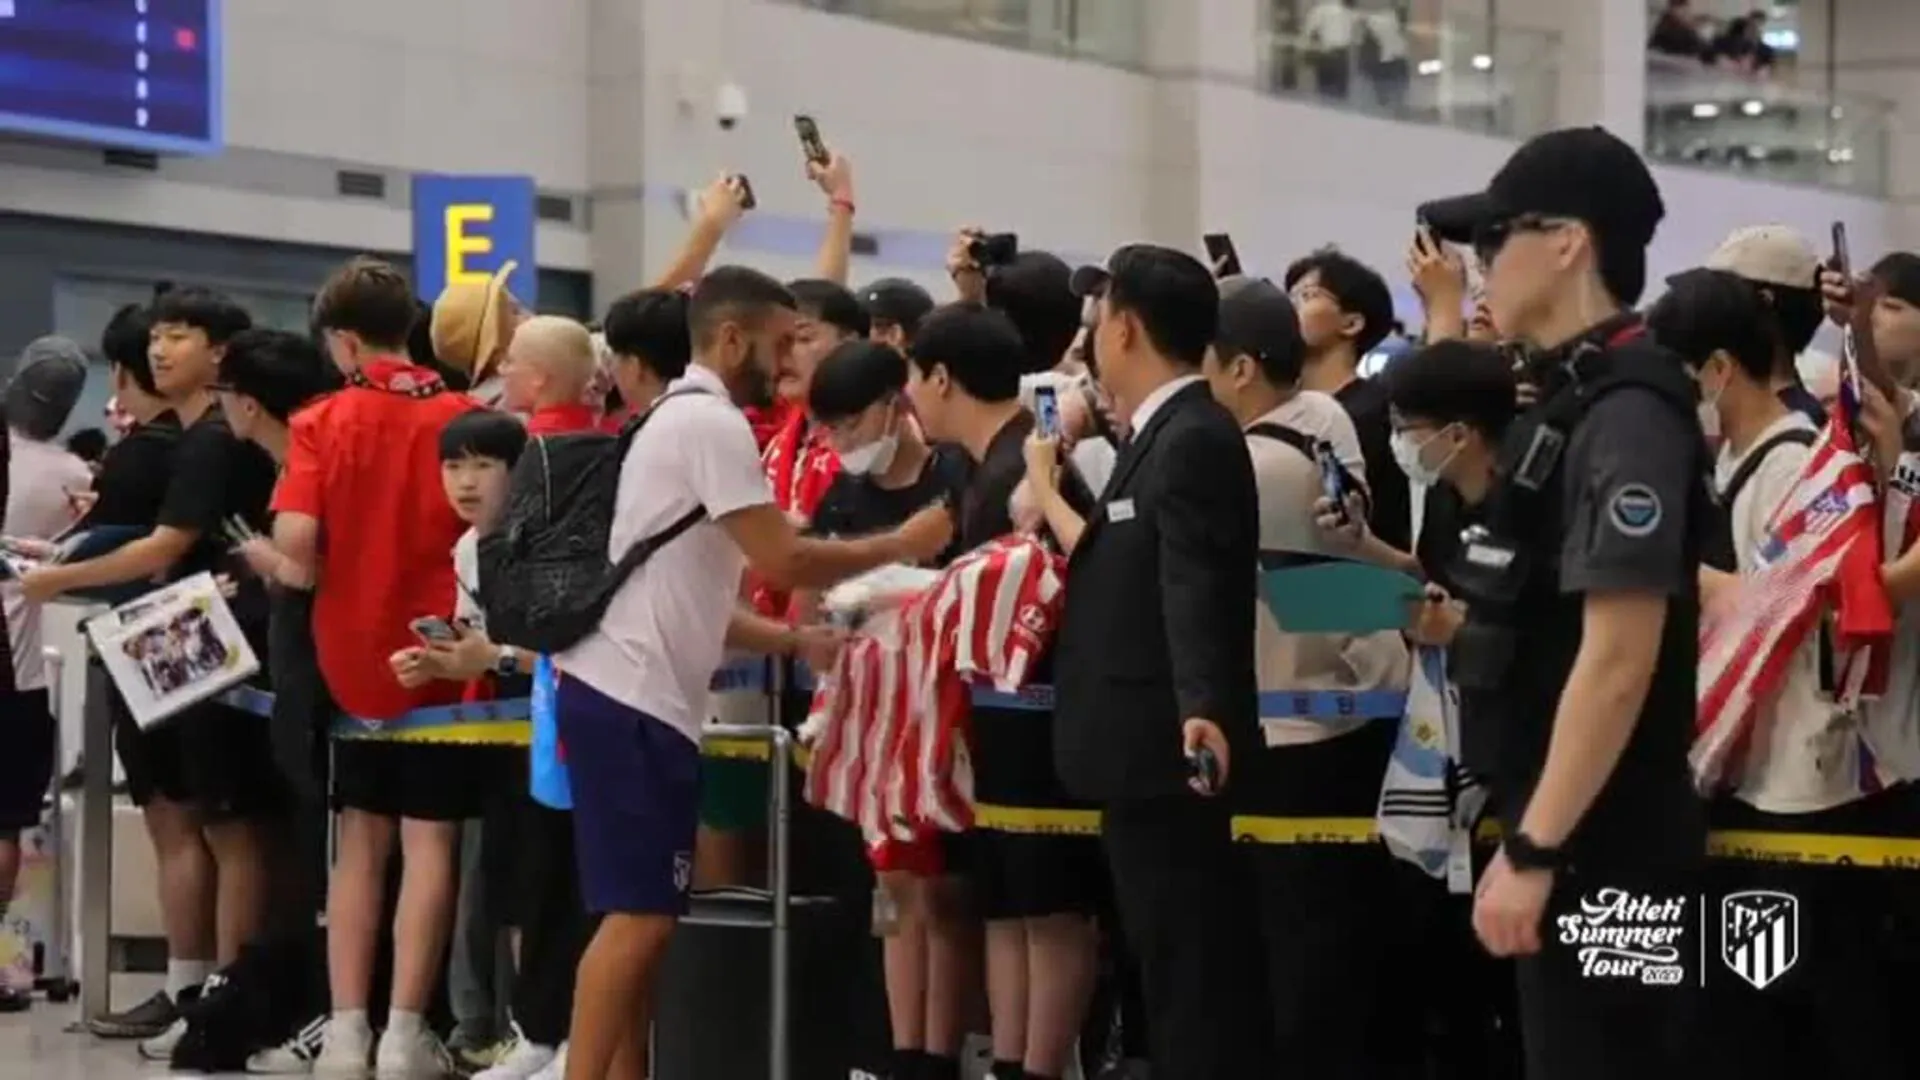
[{"xmin": 478, "ymin": 388, "xmax": 708, "ymax": 653}]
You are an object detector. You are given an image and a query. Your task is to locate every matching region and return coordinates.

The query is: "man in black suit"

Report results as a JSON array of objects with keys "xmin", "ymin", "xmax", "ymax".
[{"xmin": 1053, "ymin": 245, "xmax": 1270, "ymax": 1079}]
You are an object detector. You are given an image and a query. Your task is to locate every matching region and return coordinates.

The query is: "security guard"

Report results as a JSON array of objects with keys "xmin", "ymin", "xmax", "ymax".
[{"xmin": 1419, "ymin": 126, "xmax": 1706, "ymax": 1080}]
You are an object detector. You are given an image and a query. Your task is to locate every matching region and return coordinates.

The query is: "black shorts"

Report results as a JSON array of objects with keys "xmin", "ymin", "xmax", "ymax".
[
  {"xmin": 0, "ymin": 689, "xmax": 54, "ymax": 832},
  {"xmin": 113, "ymin": 694, "xmax": 288, "ymax": 821},
  {"xmin": 479, "ymin": 765, "xmax": 542, "ymax": 928},
  {"xmin": 331, "ymin": 739, "xmax": 514, "ymax": 822},
  {"xmin": 968, "ymin": 829, "xmax": 1104, "ymax": 920},
  {"xmin": 968, "ymin": 705, "xmax": 1104, "ymax": 919}
]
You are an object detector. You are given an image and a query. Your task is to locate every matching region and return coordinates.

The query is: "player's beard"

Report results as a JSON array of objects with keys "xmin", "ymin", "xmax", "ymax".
[{"xmin": 730, "ymin": 342, "xmax": 776, "ymax": 409}]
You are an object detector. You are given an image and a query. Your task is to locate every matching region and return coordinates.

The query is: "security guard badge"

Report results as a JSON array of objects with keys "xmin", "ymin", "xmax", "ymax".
[{"xmin": 1607, "ymin": 483, "xmax": 1662, "ymax": 538}]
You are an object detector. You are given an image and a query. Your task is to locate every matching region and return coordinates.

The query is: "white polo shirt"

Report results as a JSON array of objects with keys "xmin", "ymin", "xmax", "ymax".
[{"xmin": 556, "ymin": 365, "xmax": 772, "ymax": 743}]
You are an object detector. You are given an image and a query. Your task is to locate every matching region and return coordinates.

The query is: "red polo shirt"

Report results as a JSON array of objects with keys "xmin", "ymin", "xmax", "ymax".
[{"xmin": 271, "ymin": 358, "xmax": 476, "ymax": 722}]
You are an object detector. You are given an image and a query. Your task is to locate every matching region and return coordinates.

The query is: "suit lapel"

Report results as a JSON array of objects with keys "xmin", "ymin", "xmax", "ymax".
[{"xmin": 1077, "ymin": 381, "xmax": 1203, "ymax": 558}]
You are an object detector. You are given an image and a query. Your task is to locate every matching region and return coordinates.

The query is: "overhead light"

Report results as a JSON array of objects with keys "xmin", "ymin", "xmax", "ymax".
[
  {"xmin": 1693, "ymin": 103, "xmax": 1722, "ymax": 119},
  {"xmin": 1417, "ymin": 58, "xmax": 1443, "ymax": 76},
  {"xmin": 1829, "ymin": 147, "xmax": 1855, "ymax": 164},
  {"xmin": 1742, "ymin": 100, "xmax": 1766, "ymax": 116},
  {"xmin": 1830, "ymin": 105, "xmax": 1846, "ymax": 120},
  {"xmin": 1470, "ymin": 54, "xmax": 1492, "ymax": 70},
  {"xmin": 1746, "ymin": 145, "xmax": 1768, "ymax": 160}
]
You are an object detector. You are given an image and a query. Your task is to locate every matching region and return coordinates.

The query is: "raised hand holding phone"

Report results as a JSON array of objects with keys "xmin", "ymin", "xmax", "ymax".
[
  {"xmin": 1832, "ymin": 220, "xmax": 1895, "ymax": 402},
  {"xmin": 1203, "ymin": 233, "xmax": 1243, "ymax": 279}
]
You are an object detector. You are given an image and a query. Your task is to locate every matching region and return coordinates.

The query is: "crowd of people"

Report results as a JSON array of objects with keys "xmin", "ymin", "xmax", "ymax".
[{"xmin": 1, "ymin": 118, "xmax": 1919, "ymax": 1080}]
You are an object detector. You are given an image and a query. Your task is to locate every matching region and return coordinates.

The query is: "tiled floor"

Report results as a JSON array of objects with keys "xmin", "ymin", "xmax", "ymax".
[{"xmin": 0, "ymin": 999, "xmax": 242, "ymax": 1080}]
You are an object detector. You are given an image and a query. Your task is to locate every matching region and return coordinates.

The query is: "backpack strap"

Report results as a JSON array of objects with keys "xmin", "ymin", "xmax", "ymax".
[
  {"xmin": 1720, "ymin": 427, "xmax": 1817, "ymax": 512},
  {"xmin": 1246, "ymin": 422, "xmax": 1317, "ymax": 459},
  {"xmin": 604, "ymin": 386, "xmax": 717, "ymax": 585}
]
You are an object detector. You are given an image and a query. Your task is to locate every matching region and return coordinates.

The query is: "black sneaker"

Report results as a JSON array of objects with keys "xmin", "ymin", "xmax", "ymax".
[{"xmin": 86, "ymin": 990, "xmax": 180, "ymax": 1039}]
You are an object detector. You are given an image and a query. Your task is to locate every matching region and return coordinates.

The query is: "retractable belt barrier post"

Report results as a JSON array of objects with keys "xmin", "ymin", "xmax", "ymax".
[
  {"xmin": 76, "ymin": 631, "xmax": 117, "ymax": 1022},
  {"xmin": 39, "ymin": 646, "xmax": 74, "ymax": 1000}
]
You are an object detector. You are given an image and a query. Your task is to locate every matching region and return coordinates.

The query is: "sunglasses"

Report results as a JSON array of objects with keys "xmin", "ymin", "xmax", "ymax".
[{"xmin": 1472, "ymin": 214, "xmax": 1578, "ymax": 265}]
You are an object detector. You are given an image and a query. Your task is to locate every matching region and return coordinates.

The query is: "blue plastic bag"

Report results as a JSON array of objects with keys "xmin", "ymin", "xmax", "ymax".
[{"xmin": 529, "ymin": 655, "xmax": 572, "ymax": 809}]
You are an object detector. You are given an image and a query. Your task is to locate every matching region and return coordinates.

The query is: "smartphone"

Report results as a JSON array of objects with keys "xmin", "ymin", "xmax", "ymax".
[
  {"xmin": 1315, "ymin": 441, "xmax": 1351, "ymax": 522},
  {"xmin": 967, "ymin": 232, "xmax": 1019, "ymax": 267},
  {"xmin": 1187, "ymin": 746, "xmax": 1221, "ymax": 795},
  {"xmin": 730, "ymin": 173, "xmax": 757, "ymax": 211},
  {"xmin": 1202, "ymin": 233, "xmax": 1242, "ymax": 278},
  {"xmin": 410, "ymin": 616, "xmax": 460, "ymax": 645},
  {"xmin": 1832, "ymin": 221, "xmax": 1853, "ymax": 278},
  {"xmin": 1033, "ymin": 385, "xmax": 1061, "ymax": 438},
  {"xmin": 793, "ymin": 114, "xmax": 830, "ymax": 166}
]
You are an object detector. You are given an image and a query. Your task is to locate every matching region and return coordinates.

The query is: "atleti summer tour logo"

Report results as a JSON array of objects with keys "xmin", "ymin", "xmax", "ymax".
[{"xmin": 1555, "ymin": 888, "xmax": 1688, "ymax": 985}]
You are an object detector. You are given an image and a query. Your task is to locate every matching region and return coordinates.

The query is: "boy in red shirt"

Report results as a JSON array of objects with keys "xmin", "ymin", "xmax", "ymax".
[{"xmin": 265, "ymin": 257, "xmax": 482, "ymax": 1076}]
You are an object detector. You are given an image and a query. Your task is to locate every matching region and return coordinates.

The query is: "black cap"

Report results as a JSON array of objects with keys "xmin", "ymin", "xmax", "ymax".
[
  {"xmin": 1419, "ymin": 126, "xmax": 1665, "ymax": 250},
  {"xmin": 860, "ymin": 277, "xmax": 935, "ymax": 332},
  {"xmin": 6, "ymin": 336, "xmax": 88, "ymax": 441},
  {"xmin": 1215, "ymin": 276, "xmax": 1303, "ymax": 369}
]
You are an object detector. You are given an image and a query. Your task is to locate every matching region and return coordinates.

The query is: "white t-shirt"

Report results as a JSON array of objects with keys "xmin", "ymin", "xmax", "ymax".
[
  {"xmin": 556, "ymin": 365, "xmax": 772, "ymax": 743},
  {"xmin": 452, "ymin": 528, "xmax": 482, "ymax": 629},
  {"xmin": 1364, "ymin": 11, "xmax": 1408, "ymax": 61},
  {"xmin": 1303, "ymin": 1, "xmax": 1359, "ymax": 49},
  {"xmin": 4, "ymin": 434, "xmax": 91, "ymax": 692},
  {"xmin": 1714, "ymin": 411, "xmax": 1864, "ymax": 812},
  {"xmin": 1246, "ymin": 399, "xmax": 1408, "ymax": 747}
]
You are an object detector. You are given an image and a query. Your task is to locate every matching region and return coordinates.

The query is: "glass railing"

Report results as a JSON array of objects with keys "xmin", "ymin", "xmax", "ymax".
[
  {"xmin": 773, "ymin": 0, "xmax": 1148, "ymax": 71},
  {"xmin": 1644, "ymin": 54, "xmax": 1893, "ymax": 197},
  {"xmin": 1257, "ymin": 4, "xmax": 1560, "ymax": 139}
]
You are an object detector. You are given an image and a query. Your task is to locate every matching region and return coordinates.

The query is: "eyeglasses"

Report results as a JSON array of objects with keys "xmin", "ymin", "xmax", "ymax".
[{"xmin": 1472, "ymin": 214, "xmax": 1578, "ymax": 265}]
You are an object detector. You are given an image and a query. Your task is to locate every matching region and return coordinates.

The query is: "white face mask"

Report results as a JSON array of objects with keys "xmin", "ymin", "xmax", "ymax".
[
  {"xmin": 838, "ymin": 425, "xmax": 899, "ymax": 476},
  {"xmin": 1391, "ymin": 427, "xmax": 1458, "ymax": 487}
]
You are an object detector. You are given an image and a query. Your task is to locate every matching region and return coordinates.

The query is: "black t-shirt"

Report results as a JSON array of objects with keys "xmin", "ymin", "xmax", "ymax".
[
  {"xmin": 958, "ymin": 411, "xmax": 1095, "ymax": 551},
  {"xmin": 1335, "ymin": 376, "xmax": 1412, "ymax": 554},
  {"xmin": 810, "ymin": 443, "xmax": 973, "ymax": 565},
  {"xmin": 1415, "ymin": 483, "xmax": 1480, "ymax": 596},
  {"xmin": 83, "ymin": 413, "xmax": 181, "ymax": 529},
  {"xmin": 158, "ymin": 404, "xmax": 279, "ymax": 628}
]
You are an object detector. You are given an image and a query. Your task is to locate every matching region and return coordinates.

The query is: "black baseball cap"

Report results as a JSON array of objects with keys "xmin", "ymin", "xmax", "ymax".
[
  {"xmin": 860, "ymin": 277, "xmax": 935, "ymax": 331},
  {"xmin": 1419, "ymin": 126, "xmax": 1665, "ymax": 251},
  {"xmin": 1214, "ymin": 276, "xmax": 1304, "ymax": 372}
]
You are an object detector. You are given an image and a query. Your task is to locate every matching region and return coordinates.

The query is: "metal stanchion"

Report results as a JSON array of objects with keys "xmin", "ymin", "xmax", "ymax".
[
  {"xmin": 692, "ymin": 720, "xmax": 794, "ymax": 1080},
  {"xmin": 39, "ymin": 646, "xmax": 74, "ymax": 999},
  {"xmin": 77, "ymin": 645, "xmax": 115, "ymax": 1021}
]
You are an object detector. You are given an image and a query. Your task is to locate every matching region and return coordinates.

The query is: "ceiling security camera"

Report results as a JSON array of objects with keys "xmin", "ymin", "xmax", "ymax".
[{"xmin": 716, "ymin": 81, "xmax": 748, "ymax": 131}]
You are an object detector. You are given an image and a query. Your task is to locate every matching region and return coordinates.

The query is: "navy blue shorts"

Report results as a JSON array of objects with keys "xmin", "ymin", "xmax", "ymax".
[{"xmin": 555, "ymin": 675, "xmax": 701, "ymax": 916}]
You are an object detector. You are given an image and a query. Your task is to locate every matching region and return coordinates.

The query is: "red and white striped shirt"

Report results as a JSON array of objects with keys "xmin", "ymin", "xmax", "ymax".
[{"xmin": 804, "ymin": 536, "xmax": 1065, "ymax": 840}]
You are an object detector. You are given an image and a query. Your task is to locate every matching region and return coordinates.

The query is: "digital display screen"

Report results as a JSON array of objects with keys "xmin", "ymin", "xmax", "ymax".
[{"xmin": 0, "ymin": 0, "xmax": 221, "ymax": 156}]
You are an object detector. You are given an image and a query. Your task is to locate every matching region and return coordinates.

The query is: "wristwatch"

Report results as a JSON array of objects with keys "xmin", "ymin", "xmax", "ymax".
[
  {"xmin": 1503, "ymin": 831, "xmax": 1569, "ymax": 873},
  {"xmin": 493, "ymin": 646, "xmax": 518, "ymax": 678}
]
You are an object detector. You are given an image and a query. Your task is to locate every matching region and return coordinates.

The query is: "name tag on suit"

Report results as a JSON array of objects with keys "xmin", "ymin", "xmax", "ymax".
[{"xmin": 1106, "ymin": 498, "xmax": 1137, "ymax": 523}]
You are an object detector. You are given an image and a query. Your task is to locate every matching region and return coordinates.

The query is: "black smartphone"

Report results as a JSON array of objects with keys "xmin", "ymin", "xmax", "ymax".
[
  {"xmin": 794, "ymin": 115, "xmax": 830, "ymax": 166},
  {"xmin": 968, "ymin": 232, "xmax": 1019, "ymax": 267},
  {"xmin": 1202, "ymin": 233, "xmax": 1242, "ymax": 278},
  {"xmin": 1315, "ymin": 442, "xmax": 1351, "ymax": 523},
  {"xmin": 1033, "ymin": 384, "xmax": 1061, "ymax": 438},
  {"xmin": 730, "ymin": 173, "xmax": 757, "ymax": 211},
  {"xmin": 1187, "ymin": 746, "xmax": 1221, "ymax": 795},
  {"xmin": 410, "ymin": 616, "xmax": 460, "ymax": 645}
]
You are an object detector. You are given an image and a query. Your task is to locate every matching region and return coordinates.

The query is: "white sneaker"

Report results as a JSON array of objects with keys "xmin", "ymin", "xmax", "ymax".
[
  {"xmin": 373, "ymin": 1025, "xmax": 455, "ymax": 1079},
  {"xmin": 312, "ymin": 1015, "xmax": 376, "ymax": 1078},
  {"xmin": 137, "ymin": 1016, "xmax": 188, "ymax": 1060},
  {"xmin": 247, "ymin": 1014, "xmax": 329, "ymax": 1074},
  {"xmin": 528, "ymin": 1042, "xmax": 567, "ymax": 1080},
  {"xmin": 473, "ymin": 1037, "xmax": 557, "ymax": 1080}
]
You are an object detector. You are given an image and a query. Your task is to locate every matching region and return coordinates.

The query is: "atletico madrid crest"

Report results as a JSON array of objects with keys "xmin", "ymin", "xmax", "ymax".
[{"xmin": 1720, "ymin": 890, "xmax": 1799, "ymax": 990}]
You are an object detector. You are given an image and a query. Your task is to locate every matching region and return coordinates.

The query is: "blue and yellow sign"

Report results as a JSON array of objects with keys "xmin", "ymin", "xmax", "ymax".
[{"xmin": 411, "ymin": 174, "xmax": 537, "ymax": 304}]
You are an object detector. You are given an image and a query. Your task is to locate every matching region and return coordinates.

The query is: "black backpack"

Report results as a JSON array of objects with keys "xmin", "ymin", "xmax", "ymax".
[{"xmin": 478, "ymin": 388, "xmax": 709, "ymax": 653}]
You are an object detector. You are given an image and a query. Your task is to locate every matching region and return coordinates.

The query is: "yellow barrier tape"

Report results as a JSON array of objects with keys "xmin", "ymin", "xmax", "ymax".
[
  {"xmin": 334, "ymin": 721, "xmax": 531, "ymax": 747},
  {"xmin": 1705, "ymin": 829, "xmax": 1920, "ymax": 870}
]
